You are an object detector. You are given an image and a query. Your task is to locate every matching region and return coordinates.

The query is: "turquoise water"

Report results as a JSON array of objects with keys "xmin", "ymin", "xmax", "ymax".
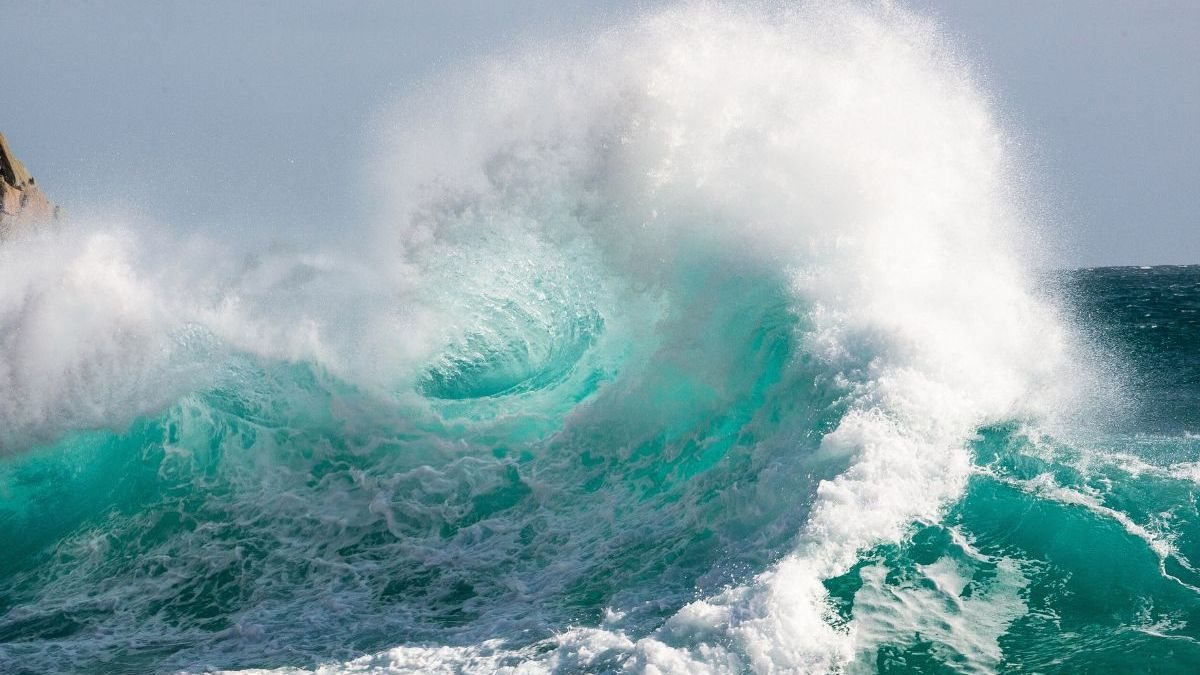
[
  {"xmin": 3, "ymin": 3, "xmax": 1200, "ymax": 673},
  {"xmin": 6, "ymin": 267, "xmax": 1200, "ymax": 674}
]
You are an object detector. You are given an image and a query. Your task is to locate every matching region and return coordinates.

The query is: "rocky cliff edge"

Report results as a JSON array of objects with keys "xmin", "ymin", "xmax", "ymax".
[{"xmin": 0, "ymin": 132, "xmax": 59, "ymax": 236}]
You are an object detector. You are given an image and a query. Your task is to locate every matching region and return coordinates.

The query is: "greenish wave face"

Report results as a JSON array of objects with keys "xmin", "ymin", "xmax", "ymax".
[
  {"xmin": 826, "ymin": 423, "xmax": 1200, "ymax": 673},
  {"xmin": 3, "ymin": 3, "xmax": 1200, "ymax": 674},
  {"xmin": 0, "ymin": 262, "xmax": 850, "ymax": 672}
]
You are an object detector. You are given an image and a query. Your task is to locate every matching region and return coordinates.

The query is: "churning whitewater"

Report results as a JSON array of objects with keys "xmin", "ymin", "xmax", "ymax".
[{"xmin": 3, "ymin": 2, "xmax": 1199, "ymax": 674}]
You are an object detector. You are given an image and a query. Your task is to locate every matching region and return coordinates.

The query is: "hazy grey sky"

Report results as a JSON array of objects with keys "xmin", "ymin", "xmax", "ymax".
[{"xmin": 2, "ymin": 0, "xmax": 1196, "ymax": 266}]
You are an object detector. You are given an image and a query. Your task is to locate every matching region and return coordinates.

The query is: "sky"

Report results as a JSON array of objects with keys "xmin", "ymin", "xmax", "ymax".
[{"xmin": 1, "ymin": 0, "xmax": 1196, "ymax": 267}]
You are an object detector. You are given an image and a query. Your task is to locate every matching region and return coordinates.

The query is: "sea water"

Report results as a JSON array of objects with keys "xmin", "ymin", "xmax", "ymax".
[{"xmin": 1, "ymin": 3, "xmax": 1198, "ymax": 673}]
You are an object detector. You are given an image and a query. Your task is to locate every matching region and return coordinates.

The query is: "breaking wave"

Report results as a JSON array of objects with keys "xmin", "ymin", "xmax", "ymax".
[{"xmin": 9, "ymin": 3, "xmax": 1194, "ymax": 674}]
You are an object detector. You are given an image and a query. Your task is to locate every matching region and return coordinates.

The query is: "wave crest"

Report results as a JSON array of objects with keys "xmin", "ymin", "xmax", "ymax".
[{"xmin": 0, "ymin": 2, "xmax": 1109, "ymax": 673}]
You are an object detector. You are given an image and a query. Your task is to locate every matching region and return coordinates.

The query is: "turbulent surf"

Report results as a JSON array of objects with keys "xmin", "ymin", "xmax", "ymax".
[{"xmin": 2, "ymin": 2, "xmax": 1198, "ymax": 673}]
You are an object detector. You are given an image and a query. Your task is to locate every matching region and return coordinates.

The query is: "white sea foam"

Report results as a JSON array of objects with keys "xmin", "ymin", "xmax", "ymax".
[
  {"xmin": 210, "ymin": 1, "xmax": 1098, "ymax": 672},
  {"xmin": 0, "ymin": 226, "xmax": 183, "ymax": 448},
  {"xmin": 0, "ymin": 220, "xmax": 440, "ymax": 450},
  {"xmin": 849, "ymin": 552, "xmax": 1030, "ymax": 673}
]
